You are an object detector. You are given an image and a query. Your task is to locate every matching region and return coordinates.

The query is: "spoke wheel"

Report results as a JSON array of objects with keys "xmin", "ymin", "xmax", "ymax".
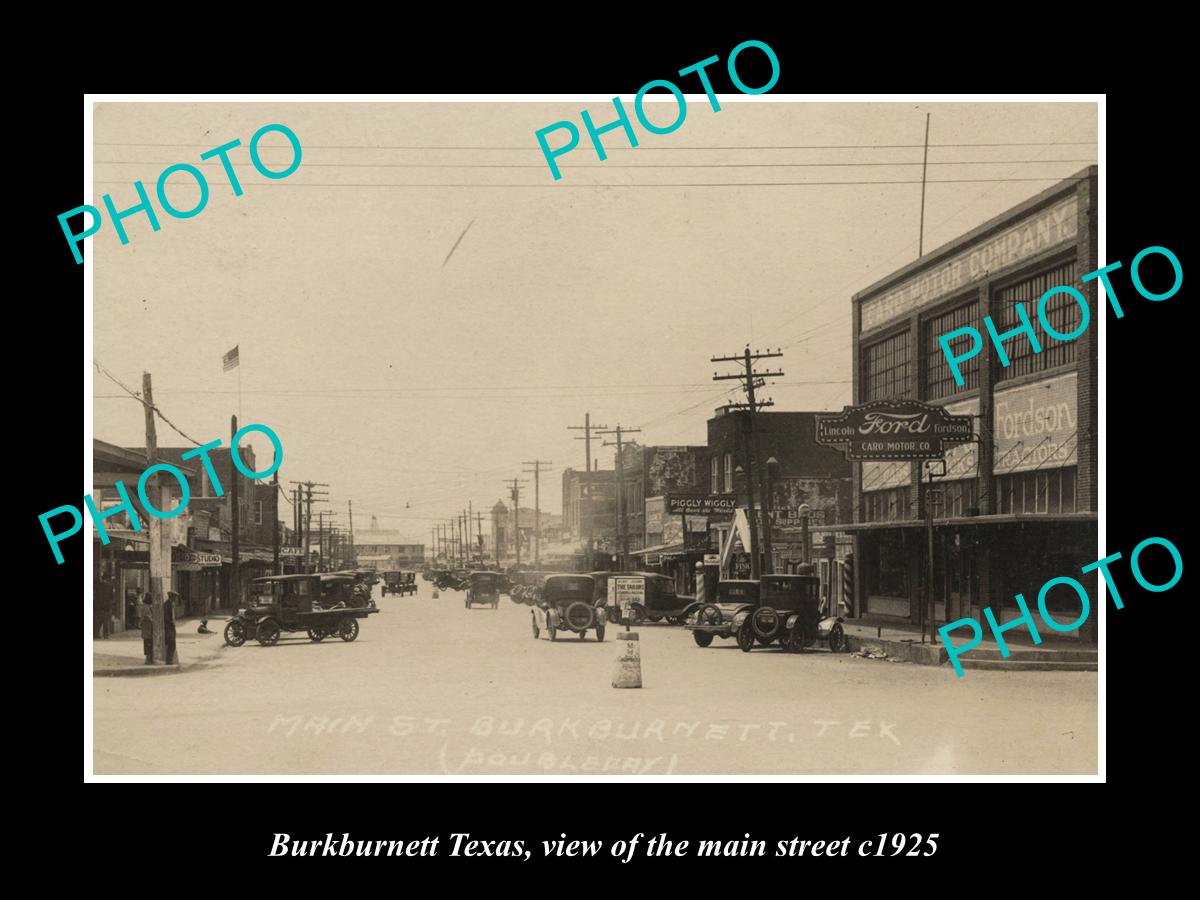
[
  {"xmin": 307, "ymin": 628, "xmax": 325, "ymax": 642},
  {"xmin": 339, "ymin": 618, "xmax": 360, "ymax": 642},
  {"xmin": 737, "ymin": 621, "xmax": 755, "ymax": 653},
  {"xmin": 224, "ymin": 620, "xmax": 246, "ymax": 647},
  {"xmin": 256, "ymin": 620, "xmax": 281, "ymax": 647}
]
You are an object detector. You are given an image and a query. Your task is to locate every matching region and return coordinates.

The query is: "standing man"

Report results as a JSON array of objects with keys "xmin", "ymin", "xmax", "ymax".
[{"xmin": 93, "ymin": 571, "xmax": 112, "ymax": 639}]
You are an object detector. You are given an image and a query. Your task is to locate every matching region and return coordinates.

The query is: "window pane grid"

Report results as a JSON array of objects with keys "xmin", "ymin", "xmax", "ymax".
[
  {"xmin": 925, "ymin": 301, "xmax": 982, "ymax": 399},
  {"xmin": 994, "ymin": 261, "xmax": 1078, "ymax": 381},
  {"xmin": 863, "ymin": 330, "xmax": 911, "ymax": 401}
]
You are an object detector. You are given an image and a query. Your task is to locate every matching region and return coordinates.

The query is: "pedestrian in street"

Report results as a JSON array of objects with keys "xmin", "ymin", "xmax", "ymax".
[
  {"xmin": 140, "ymin": 597, "xmax": 155, "ymax": 665},
  {"xmin": 164, "ymin": 591, "xmax": 179, "ymax": 665}
]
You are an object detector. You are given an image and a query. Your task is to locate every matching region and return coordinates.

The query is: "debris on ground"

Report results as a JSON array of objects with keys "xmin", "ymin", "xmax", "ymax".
[{"xmin": 854, "ymin": 645, "xmax": 889, "ymax": 660}]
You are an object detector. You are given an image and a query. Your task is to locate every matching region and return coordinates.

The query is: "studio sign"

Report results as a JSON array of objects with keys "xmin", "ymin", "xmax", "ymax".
[{"xmin": 816, "ymin": 400, "xmax": 973, "ymax": 461}]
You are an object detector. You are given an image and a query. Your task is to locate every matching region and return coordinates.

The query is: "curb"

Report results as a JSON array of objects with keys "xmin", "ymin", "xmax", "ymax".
[
  {"xmin": 94, "ymin": 663, "xmax": 183, "ymax": 677},
  {"xmin": 845, "ymin": 635, "xmax": 947, "ymax": 666}
]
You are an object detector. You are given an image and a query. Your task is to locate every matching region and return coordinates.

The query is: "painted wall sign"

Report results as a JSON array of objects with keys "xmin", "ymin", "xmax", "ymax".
[
  {"xmin": 993, "ymin": 373, "xmax": 1078, "ymax": 475},
  {"xmin": 860, "ymin": 196, "xmax": 1079, "ymax": 332},
  {"xmin": 665, "ymin": 494, "xmax": 737, "ymax": 515}
]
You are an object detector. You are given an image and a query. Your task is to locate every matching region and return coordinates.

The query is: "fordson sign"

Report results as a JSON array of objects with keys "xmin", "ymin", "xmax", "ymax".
[{"xmin": 816, "ymin": 400, "xmax": 973, "ymax": 461}]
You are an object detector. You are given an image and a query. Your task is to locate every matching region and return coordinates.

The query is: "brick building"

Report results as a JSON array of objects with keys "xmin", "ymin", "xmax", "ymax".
[
  {"xmin": 818, "ymin": 167, "xmax": 1099, "ymax": 640},
  {"xmin": 704, "ymin": 409, "xmax": 852, "ymax": 575}
]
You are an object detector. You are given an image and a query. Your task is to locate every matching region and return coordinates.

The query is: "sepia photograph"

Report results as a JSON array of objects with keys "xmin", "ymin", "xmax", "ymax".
[{"xmin": 83, "ymin": 96, "xmax": 1100, "ymax": 777}]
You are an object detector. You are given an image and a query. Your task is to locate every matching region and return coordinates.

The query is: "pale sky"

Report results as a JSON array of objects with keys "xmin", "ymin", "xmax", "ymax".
[{"xmin": 91, "ymin": 99, "xmax": 1097, "ymax": 543}]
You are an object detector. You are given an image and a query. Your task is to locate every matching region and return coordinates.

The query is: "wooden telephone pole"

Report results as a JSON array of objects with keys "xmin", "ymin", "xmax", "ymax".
[
  {"xmin": 504, "ymin": 477, "xmax": 528, "ymax": 568},
  {"xmin": 522, "ymin": 460, "xmax": 552, "ymax": 567},
  {"xmin": 289, "ymin": 481, "xmax": 329, "ymax": 573},
  {"xmin": 569, "ymin": 413, "xmax": 607, "ymax": 569},
  {"xmin": 142, "ymin": 373, "xmax": 168, "ymax": 663},
  {"xmin": 712, "ymin": 347, "xmax": 784, "ymax": 578},
  {"xmin": 597, "ymin": 426, "xmax": 640, "ymax": 573}
]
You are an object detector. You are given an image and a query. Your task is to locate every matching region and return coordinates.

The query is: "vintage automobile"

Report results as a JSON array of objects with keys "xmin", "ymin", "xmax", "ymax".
[
  {"xmin": 225, "ymin": 574, "xmax": 380, "ymax": 647},
  {"xmin": 752, "ymin": 573, "xmax": 848, "ymax": 653},
  {"xmin": 465, "ymin": 571, "xmax": 500, "ymax": 609},
  {"xmin": 433, "ymin": 569, "xmax": 459, "ymax": 591},
  {"xmin": 608, "ymin": 571, "xmax": 699, "ymax": 626},
  {"xmin": 380, "ymin": 570, "xmax": 404, "ymax": 596},
  {"xmin": 321, "ymin": 572, "xmax": 375, "ymax": 609},
  {"xmin": 685, "ymin": 579, "xmax": 762, "ymax": 649},
  {"xmin": 531, "ymin": 574, "xmax": 606, "ymax": 641},
  {"xmin": 510, "ymin": 570, "xmax": 546, "ymax": 605}
]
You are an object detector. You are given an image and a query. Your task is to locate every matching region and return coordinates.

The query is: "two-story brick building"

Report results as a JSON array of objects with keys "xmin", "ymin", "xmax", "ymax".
[{"xmin": 815, "ymin": 167, "xmax": 1099, "ymax": 641}]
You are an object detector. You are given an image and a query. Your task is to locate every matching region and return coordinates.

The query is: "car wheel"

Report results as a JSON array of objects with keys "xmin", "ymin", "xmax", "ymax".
[
  {"xmin": 339, "ymin": 618, "xmax": 360, "ymax": 642},
  {"xmin": 578, "ymin": 630, "xmax": 587, "ymax": 640},
  {"xmin": 224, "ymin": 620, "xmax": 246, "ymax": 647},
  {"xmin": 307, "ymin": 628, "xmax": 325, "ymax": 642},
  {"xmin": 666, "ymin": 616, "xmax": 682, "ymax": 626},
  {"xmin": 829, "ymin": 622, "xmax": 848, "ymax": 653},
  {"xmin": 692, "ymin": 630, "xmax": 714, "ymax": 648},
  {"xmin": 629, "ymin": 604, "xmax": 646, "ymax": 627},
  {"xmin": 736, "ymin": 620, "xmax": 755, "ymax": 653},
  {"xmin": 596, "ymin": 624, "xmax": 605, "ymax": 642},
  {"xmin": 257, "ymin": 620, "xmax": 281, "ymax": 647},
  {"xmin": 647, "ymin": 613, "xmax": 662, "ymax": 623},
  {"xmin": 548, "ymin": 624, "xmax": 557, "ymax": 642},
  {"xmin": 531, "ymin": 615, "xmax": 539, "ymax": 639}
]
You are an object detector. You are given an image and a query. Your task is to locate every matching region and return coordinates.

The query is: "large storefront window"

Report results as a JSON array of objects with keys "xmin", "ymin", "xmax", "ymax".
[
  {"xmin": 866, "ymin": 532, "xmax": 909, "ymax": 599},
  {"xmin": 925, "ymin": 300, "xmax": 981, "ymax": 399},
  {"xmin": 862, "ymin": 330, "xmax": 911, "ymax": 401},
  {"xmin": 997, "ymin": 467, "xmax": 1077, "ymax": 514},
  {"xmin": 994, "ymin": 260, "xmax": 1079, "ymax": 382}
]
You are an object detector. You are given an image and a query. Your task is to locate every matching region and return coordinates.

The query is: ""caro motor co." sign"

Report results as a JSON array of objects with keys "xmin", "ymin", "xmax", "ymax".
[{"xmin": 816, "ymin": 400, "xmax": 973, "ymax": 461}]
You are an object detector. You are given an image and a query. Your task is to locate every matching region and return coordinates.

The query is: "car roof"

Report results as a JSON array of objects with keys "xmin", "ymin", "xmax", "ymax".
[
  {"xmin": 251, "ymin": 574, "xmax": 319, "ymax": 583},
  {"xmin": 719, "ymin": 579, "xmax": 760, "ymax": 585}
]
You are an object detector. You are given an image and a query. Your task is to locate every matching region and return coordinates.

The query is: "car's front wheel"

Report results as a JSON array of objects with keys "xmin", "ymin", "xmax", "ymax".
[
  {"xmin": 829, "ymin": 622, "xmax": 848, "ymax": 653},
  {"xmin": 693, "ymin": 630, "xmax": 714, "ymax": 648},
  {"xmin": 307, "ymin": 627, "xmax": 325, "ymax": 642},
  {"xmin": 548, "ymin": 624, "xmax": 557, "ymax": 642},
  {"xmin": 737, "ymin": 620, "xmax": 755, "ymax": 653},
  {"xmin": 596, "ymin": 624, "xmax": 605, "ymax": 642},
  {"xmin": 224, "ymin": 619, "xmax": 246, "ymax": 647}
]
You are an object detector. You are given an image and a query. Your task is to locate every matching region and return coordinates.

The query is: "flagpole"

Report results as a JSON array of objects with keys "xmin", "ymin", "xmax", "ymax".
[{"xmin": 237, "ymin": 355, "xmax": 243, "ymax": 423}]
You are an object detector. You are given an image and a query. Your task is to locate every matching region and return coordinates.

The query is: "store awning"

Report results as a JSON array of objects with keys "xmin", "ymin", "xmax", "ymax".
[{"xmin": 810, "ymin": 511, "xmax": 1098, "ymax": 533}]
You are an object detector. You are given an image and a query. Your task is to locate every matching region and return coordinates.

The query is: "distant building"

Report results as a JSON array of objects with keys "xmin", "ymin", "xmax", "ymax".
[{"xmin": 354, "ymin": 516, "xmax": 424, "ymax": 570}]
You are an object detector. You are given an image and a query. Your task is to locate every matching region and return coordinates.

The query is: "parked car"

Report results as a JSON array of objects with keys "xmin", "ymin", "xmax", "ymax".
[
  {"xmin": 756, "ymin": 573, "xmax": 849, "ymax": 653},
  {"xmin": 610, "ymin": 571, "xmax": 699, "ymax": 626},
  {"xmin": 465, "ymin": 571, "xmax": 500, "ymax": 609},
  {"xmin": 531, "ymin": 574, "xmax": 606, "ymax": 642},
  {"xmin": 226, "ymin": 574, "xmax": 380, "ymax": 647},
  {"xmin": 685, "ymin": 579, "xmax": 761, "ymax": 649}
]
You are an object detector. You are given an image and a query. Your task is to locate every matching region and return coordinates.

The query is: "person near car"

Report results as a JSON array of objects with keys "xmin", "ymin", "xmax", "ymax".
[
  {"xmin": 93, "ymin": 572, "xmax": 113, "ymax": 639},
  {"xmin": 164, "ymin": 592, "xmax": 178, "ymax": 664},
  {"xmin": 140, "ymin": 597, "xmax": 155, "ymax": 664}
]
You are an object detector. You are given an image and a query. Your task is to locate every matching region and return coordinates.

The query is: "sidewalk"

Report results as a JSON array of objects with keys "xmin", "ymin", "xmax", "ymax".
[
  {"xmin": 842, "ymin": 619, "xmax": 1098, "ymax": 671},
  {"xmin": 92, "ymin": 615, "xmax": 231, "ymax": 677}
]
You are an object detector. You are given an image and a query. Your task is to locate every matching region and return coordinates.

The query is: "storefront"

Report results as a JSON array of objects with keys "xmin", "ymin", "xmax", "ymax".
[{"xmin": 835, "ymin": 167, "xmax": 1099, "ymax": 641}]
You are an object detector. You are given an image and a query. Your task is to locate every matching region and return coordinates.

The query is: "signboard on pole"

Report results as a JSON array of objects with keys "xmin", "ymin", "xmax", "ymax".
[
  {"xmin": 608, "ymin": 576, "xmax": 645, "ymax": 619},
  {"xmin": 280, "ymin": 547, "xmax": 304, "ymax": 558},
  {"xmin": 815, "ymin": 400, "xmax": 973, "ymax": 461}
]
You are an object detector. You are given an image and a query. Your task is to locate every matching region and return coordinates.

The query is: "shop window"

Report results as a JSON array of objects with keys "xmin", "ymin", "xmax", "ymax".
[
  {"xmin": 929, "ymin": 479, "xmax": 977, "ymax": 519},
  {"xmin": 994, "ymin": 260, "xmax": 1079, "ymax": 382},
  {"xmin": 997, "ymin": 467, "xmax": 1078, "ymax": 514},
  {"xmin": 862, "ymin": 330, "xmax": 911, "ymax": 401},
  {"xmin": 724, "ymin": 453, "xmax": 733, "ymax": 493},
  {"xmin": 253, "ymin": 500, "xmax": 264, "ymax": 525},
  {"xmin": 925, "ymin": 300, "xmax": 981, "ymax": 399},
  {"xmin": 863, "ymin": 487, "xmax": 909, "ymax": 523},
  {"xmin": 867, "ymin": 533, "xmax": 910, "ymax": 598},
  {"xmin": 711, "ymin": 456, "xmax": 719, "ymax": 493}
]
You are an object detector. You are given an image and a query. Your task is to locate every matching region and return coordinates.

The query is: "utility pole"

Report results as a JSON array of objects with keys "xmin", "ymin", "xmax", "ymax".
[
  {"xmin": 505, "ymin": 478, "xmax": 528, "ymax": 569},
  {"xmin": 712, "ymin": 347, "xmax": 783, "ymax": 579},
  {"xmin": 272, "ymin": 470, "xmax": 281, "ymax": 575},
  {"xmin": 522, "ymin": 459, "xmax": 552, "ymax": 567},
  {"xmin": 598, "ymin": 426, "xmax": 640, "ymax": 573},
  {"xmin": 570, "ymin": 414, "xmax": 607, "ymax": 570},
  {"xmin": 142, "ymin": 373, "xmax": 167, "ymax": 663},
  {"xmin": 230, "ymin": 412, "xmax": 240, "ymax": 620},
  {"xmin": 347, "ymin": 500, "xmax": 356, "ymax": 567},
  {"xmin": 476, "ymin": 512, "xmax": 485, "ymax": 567},
  {"xmin": 289, "ymin": 481, "xmax": 329, "ymax": 573}
]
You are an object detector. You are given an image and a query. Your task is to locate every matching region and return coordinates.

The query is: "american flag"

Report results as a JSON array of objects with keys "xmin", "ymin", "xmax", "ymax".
[{"xmin": 222, "ymin": 345, "xmax": 239, "ymax": 371}]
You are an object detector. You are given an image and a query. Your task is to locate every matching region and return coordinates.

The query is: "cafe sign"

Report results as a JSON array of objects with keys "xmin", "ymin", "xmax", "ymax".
[
  {"xmin": 816, "ymin": 400, "xmax": 973, "ymax": 461},
  {"xmin": 280, "ymin": 547, "xmax": 304, "ymax": 557},
  {"xmin": 665, "ymin": 494, "xmax": 737, "ymax": 516}
]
